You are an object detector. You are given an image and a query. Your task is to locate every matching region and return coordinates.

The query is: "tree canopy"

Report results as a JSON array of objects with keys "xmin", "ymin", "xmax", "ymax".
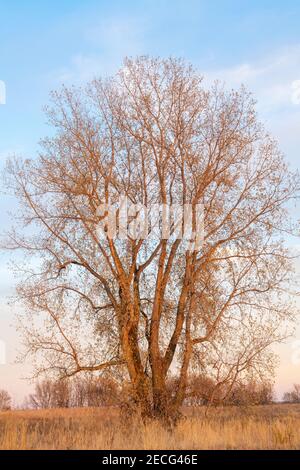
[{"xmin": 4, "ymin": 57, "xmax": 299, "ymax": 421}]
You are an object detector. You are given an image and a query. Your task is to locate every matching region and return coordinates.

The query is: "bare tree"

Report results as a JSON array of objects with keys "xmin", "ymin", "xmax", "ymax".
[
  {"xmin": 186, "ymin": 375, "xmax": 273, "ymax": 406},
  {"xmin": 4, "ymin": 57, "xmax": 299, "ymax": 422},
  {"xmin": 283, "ymin": 384, "xmax": 300, "ymax": 403},
  {"xmin": 0, "ymin": 390, "xmax": 12, "ymax": 411},
  {"xmin": 84, "ymin": 376, "xmax": 119, "ymax": 407},
  {"xmin": 28, "ymin": 376, "xmax": 119, "ymax": 408},
  {"xmin": 51, "ymin": 379, "xmax": 70, "ymax": 408},
  {"xmin": 183, "ymin": 375, "xmax": 216, "ymax": 406},
  {"xmin": 29, "ymin": 379, "xmax": 69, "ymax": 408},
  {"xmin": 72, "ymin": 375, "xmax": 119, "ymax": 407},
  {"xmin": 29, "ymin": 380, "xmax": 55, "ymax": 409},
  {"xmin": 226, "ymin": 381, "xmax": 274, "ymax": 406}
]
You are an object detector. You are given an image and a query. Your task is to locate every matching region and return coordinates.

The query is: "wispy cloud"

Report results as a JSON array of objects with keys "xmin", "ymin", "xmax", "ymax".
[
  {"xmin": 204, "ymin": 44, "xmax": 300, "ymax": 113},
  {"xmin": 56, "ymin": 15, "xmax": 148, "ymax": 84},
  {"xmin": 202, "ymin": 45, "xmax": 300, "ymax": 168}
]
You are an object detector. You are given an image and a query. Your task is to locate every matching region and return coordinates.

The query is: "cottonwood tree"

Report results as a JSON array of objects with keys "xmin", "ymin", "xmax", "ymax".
[
  {"xmin": 0, "ymin": 389, "xmax": 12, "ymax": 410},
  {"xmin": 4, "ymin": 57, "xmax": 299, "ymax": 422}
]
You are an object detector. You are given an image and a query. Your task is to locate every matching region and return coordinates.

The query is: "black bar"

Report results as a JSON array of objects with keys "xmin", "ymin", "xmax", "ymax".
[{"xmin": 0, "ymin": 450, "xmax": 300, "ymax": 465}]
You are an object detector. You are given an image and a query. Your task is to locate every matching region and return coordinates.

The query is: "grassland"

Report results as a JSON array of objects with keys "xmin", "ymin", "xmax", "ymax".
[{"xmin": 1, "ymin": 404, "xmax": 300, "ymax": 450}]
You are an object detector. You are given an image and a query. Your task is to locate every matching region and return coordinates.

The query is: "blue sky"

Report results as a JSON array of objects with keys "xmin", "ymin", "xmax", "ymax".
[
  {"xmin": 1, "ymin": 0, "xmax": 300, "ymax": 402},
  {"xmin": 1, "ymin": 0, "xmax": 300, "ymax": 161}
]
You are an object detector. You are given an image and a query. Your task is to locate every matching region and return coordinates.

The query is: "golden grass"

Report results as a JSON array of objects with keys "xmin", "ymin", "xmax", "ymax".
[{"xmin": 1, "ymin": 404, "xmax": 300, "ymax": 450}]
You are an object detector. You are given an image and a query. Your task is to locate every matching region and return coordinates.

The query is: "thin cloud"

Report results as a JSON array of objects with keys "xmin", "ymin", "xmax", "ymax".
[
  {"xmin": 203, "ymin": 44, "xmax": 300, "ymax": 113},
  {"xmin": 202, "ymin": 45, "xmax": 300, "ymax": 170},
  {"xmin": 56, "ymin": 15, "xmax": 148, "ymax": 84}
]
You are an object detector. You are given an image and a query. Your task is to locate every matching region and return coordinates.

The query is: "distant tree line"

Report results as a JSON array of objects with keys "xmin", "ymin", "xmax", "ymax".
[
  {"xmin": 283, "ymin": 384, "xmax": 300, "ymax": 404},
  {"xmin": 3, "ymin": 381, "xmax": 300, "ymax": 411},
  {"xmin": 25, "ymin": 376, "xmax": 120, "ymax": 409},
  {"xmin": 24, "ymin": 375, "xmax": 275, "ymax": 410},
  {"xmin": 185, "ymin": 375, "xmax": 274, "ymax": 406}
]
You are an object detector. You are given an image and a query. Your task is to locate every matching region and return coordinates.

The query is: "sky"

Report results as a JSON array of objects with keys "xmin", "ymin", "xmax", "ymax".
[{"xmin": 1, "ymin": 0, "xmax": 300, "ymax": 404}]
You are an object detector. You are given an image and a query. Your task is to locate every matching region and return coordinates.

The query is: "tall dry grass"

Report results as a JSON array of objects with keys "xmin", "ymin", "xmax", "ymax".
[{"xmin": 1, "ymin": 404, "xmax": 300, "ymax": 450}]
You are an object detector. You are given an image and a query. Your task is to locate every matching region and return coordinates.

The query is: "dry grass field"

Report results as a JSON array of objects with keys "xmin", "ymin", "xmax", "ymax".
[{"xmin": 1, "ymin": 404, "xmax": 300, "ymax": 450}]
